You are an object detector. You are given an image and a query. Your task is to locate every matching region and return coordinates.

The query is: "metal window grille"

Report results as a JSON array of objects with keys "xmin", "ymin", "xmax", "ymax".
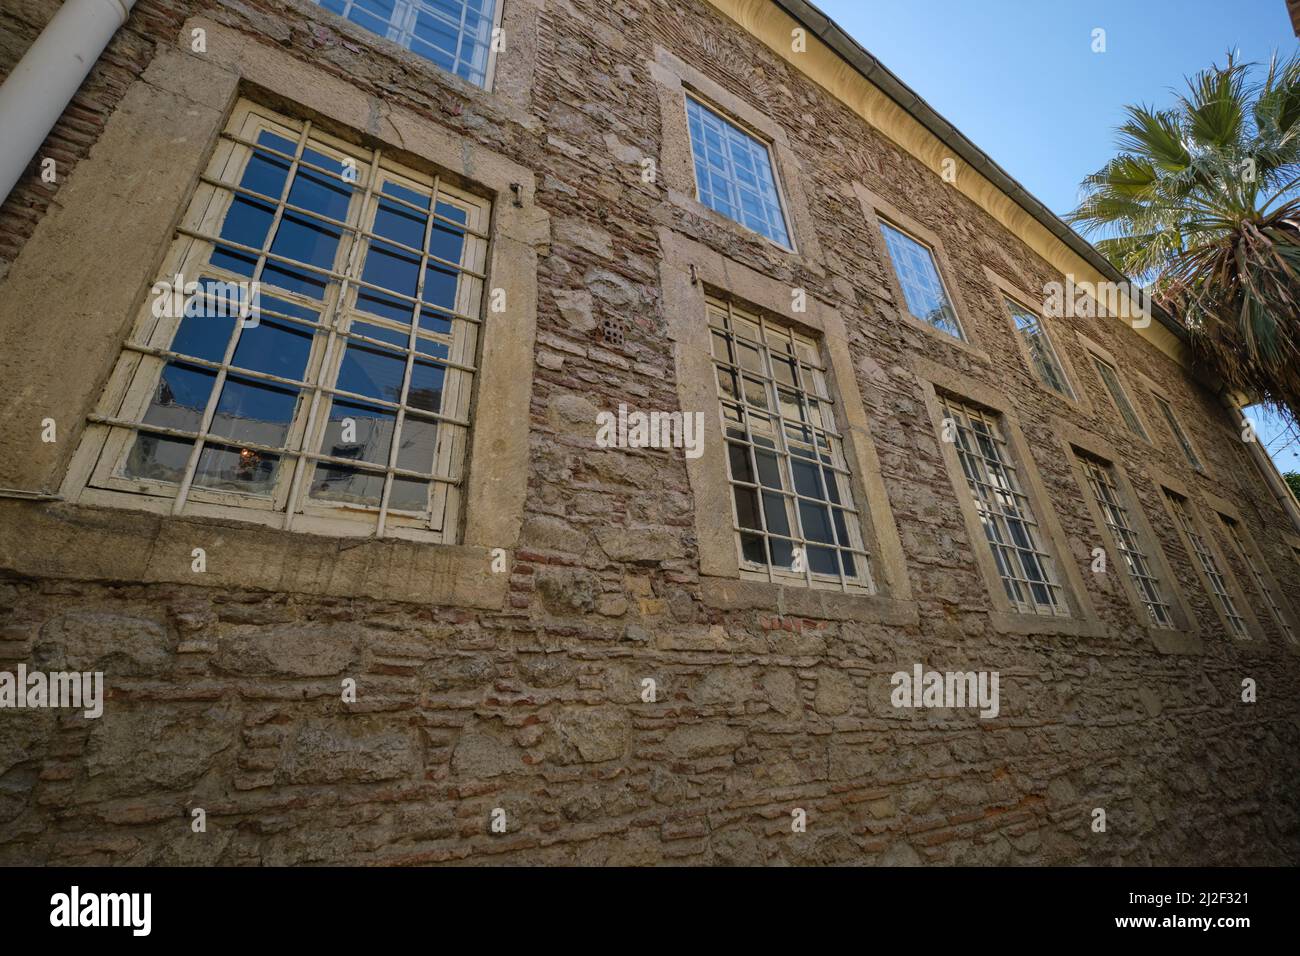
[
  {"xmin": 1166, "ymin": 491, "xmax": 1249, "ymax": 638},
  {"xmin": 709, "ymin": 296, "xmax": 872, "ymax": 591},
  {"xmin": 82, "ymin": 101, "xmax": 491, "ymax": 542},
  {"xmin": 940, "ymin": 396, "xmax": 1065, "ymax": 615},
  {"xmin": 1078, "ymin": 455, "xmax": 1174, "ymax": 628},
  {"xmin": 1221, "ymin": 516, "xmax": 1295, "ymax": 643}
]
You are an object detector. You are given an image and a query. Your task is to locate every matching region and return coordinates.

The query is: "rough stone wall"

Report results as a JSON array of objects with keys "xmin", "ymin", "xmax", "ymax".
[{"xmin": 1, "ymin": 0, "xmax": 1298, "ymax": 865}]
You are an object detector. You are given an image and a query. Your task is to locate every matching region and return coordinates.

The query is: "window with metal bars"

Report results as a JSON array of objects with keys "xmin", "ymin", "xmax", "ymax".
[
  {"xmin": 879, "ymin": 222, "xmax": 964, "ymax": 340},
  {"xmin": 315, "ymin": 0, "xmax": 501, "ymax": 87},
  {"xmin": 1165, "ymin": 491, "xmax": 1249, "ymax": 638},
  {"xmin": 708, "ymin": 296, "xmax": 872, "ymax": 591},
  {"xmin": 939, "ymin": 396, "xmax": 1065, "ymax": 615},
  {"xmin": 1221, "ymin": 515, "xmax": 1295, "ymax": 643},
  {"xmin": 685, "ymin": 97, "xmax": 792, "ymax": 248},
  {"xmin": 1076, "ymin": 455, "xmax": 1174, "ymax": 628},
  {"xmin": 1153, "ymin": 395, "xmax": 1203, "ymax": 471},
  {"xmin": 1090, "ymin": 355, "xmax": 1150, "ymax": 441},
  {"xmin": 78, "ymin": 101, "xmax": 490, "ymax": 542},
  {"xmin": 1005, "ymin": 298, "xmax": 1075, "ymax": 400}
]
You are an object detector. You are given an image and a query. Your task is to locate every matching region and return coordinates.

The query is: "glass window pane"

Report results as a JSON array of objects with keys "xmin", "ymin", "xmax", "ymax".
[
  {"xmin": 685, "ymin": 98, "xmax": 791, "ymax": 247},
  {"xmin": 193, "ymin": 443, "xmax": 281, "ymax": 496},
  {"xmin": 142, "ymin": 363, "xmax": 218, "ymax": 434},
  {"xmin": 310, "ymin": 0, "xmax": 499, "ymax": 88},
  {"xmin": 96, "ymin": 102, "xmax": 489, "ymax": 540},
  {"xmin": 209, "ymin": 376, "xmax": 300, "ymax": 447},
  {"xmin": 125, "ymin": 434, "xmax": 194, "ymax": 484},
  {"xmin": 880, "ymin": 223, "xmax": 962, "ymax": 339},
  {"xmin": 710, "ymin": 297, "xmax": 871, "ymax": 589}
]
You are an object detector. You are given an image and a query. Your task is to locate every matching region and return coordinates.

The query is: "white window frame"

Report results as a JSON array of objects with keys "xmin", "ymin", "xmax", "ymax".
[
  {"xmin": 879, "ymin": 219, "xmax": 966, "ymax": 341},
  {"xmin": 314, "ymin": 0, "xmax": 505, "ymax": 89},
  {"xmin": 68, "ymin": 100, "xmax": 492, "ymax": 543},
  {"xmin": 708, "ymin": 295, "xmax": 872, "ymax": 592},
  {"xmin": 684, "ymin": 94, "xmax": 795, "ymax": 251},
  {"xmin": 1004, "ymin": 296, "xmax": 1076, "ymax": 401}
]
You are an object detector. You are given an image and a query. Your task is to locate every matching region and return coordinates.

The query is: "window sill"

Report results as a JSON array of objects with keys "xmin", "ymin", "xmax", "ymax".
[
  {"xmin": 1024, "ymin": 373, "xmax": 1089, "ymax": 416},
  {"xmin": 895, "ymin": 310, "xmax": 991, "ymax": 363},
  {"xmin": 0, "ymin": 499, "xmax": 507, "ymax": 609},
  {"xmin": 1146, "ymin": 625, "xmax": 1205, "ymax": 656},
  {"xmin": 281, "ymin": 0, "xmax": 536, "ymax": 123},
  {"xmin": 1226, "ymin": 633, "xmax": 1281, "ymax": 658},
  {"xmin": 987, "ymin": 611, "xmax": 1105, "ymax": 638},
  {"xmin": 665, "ymin": 189, "xmax": 810, "ymax": 266},
  {"xmin": 701, "ymin": 575, "xmax": 918, "ymax": 625}
]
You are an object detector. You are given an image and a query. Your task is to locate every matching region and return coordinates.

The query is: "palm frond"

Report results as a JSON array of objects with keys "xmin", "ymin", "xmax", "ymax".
[{"xmin": 1071, "ymin": 53, "xmax": 1300, "ymax": 419}]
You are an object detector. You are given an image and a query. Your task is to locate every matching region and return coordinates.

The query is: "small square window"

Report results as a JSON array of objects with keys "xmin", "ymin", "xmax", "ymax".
[
  {"xmin": 685, "ymin": 97, "xmax": 792, "ymax": 248},
  {"xmin": 1091, "ymin": 355, "xmax": 1150, "ymax": 441},
  {"xmin": 315, "ymin": 0, "xmax": 500, "ymax": 88},
  {"xmin": 1153, "ymin": 394, "xmax": 1203, "ymax": 471},
  {"xmin": 1006, "ymin": 298, "xmax": 1074, "ymax": 400},
  {"xmin": 880, "ymin": 222, "xmax": 964, "ymax": 340}
]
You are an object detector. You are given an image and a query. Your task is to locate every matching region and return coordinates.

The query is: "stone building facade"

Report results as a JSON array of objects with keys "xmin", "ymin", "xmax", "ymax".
[{"xmin": 0, "ymin": 0, "xmax": 1298, "ymax": 866}]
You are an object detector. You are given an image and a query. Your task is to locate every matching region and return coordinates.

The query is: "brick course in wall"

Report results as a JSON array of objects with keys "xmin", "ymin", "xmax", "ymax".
[{"xmin": 0, "ymin": 0, "xmax": 1298, "ymax": 865}]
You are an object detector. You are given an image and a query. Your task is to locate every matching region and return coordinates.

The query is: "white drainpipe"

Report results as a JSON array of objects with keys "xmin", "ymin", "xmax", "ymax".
[{"xmin": 0, "ymin": 0, "xmax": 137, "ymax": 207}]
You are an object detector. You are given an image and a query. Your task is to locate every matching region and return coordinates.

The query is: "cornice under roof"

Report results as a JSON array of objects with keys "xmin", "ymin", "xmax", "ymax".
[{"xmin": 770, "ymin": 0, "xmax": 1189, "ymax": 342}]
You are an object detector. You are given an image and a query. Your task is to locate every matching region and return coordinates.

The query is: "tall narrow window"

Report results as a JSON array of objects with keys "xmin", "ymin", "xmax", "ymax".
[
  {"xmin": 709, "ymin": 296, "xmax": 871, "ymax": 590},
  {"xmin": 1221, "ymin": 515, "xmax": 1295, "ymax": 643},
  {"xmin": 80, "ymin": 101, "xmax": 490, "ymax": 541},
  {"xmin": 940, "ymin": 396, "xmax": 1064, "ymax": 615},
  {"xmin": 1153, "ymin": 395, "xmax": 1203, "ymax": 471},
  {"xmin": 1006, "ymin": 299, "xmax": 1074, "ymax": 399},
  {"xmin": 1165, "ymin": 491, "xmax": 1249, "ymax": 637},
  {"xmin": 880, "ymin": 223, "xmax": 964, "ymax": 340},
  {"xmin": 316, "ymin": 0, "xmax": 500, "ymax": 87},
  {"xmin": 686, "ymin": 98, "xmax": 791, "ymax": 247},
  {"xmin": 1077, "ymin": 455, "xmax": 1174, "ymax": 627},
  {"xmin": 1091, "ymin": 355, "xmax": 1150, "ymax": 440}
]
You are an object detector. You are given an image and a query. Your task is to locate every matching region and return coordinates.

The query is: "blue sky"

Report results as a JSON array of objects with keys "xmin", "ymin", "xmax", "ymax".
[{"xmin": 815, "ymin": 0, "xmax": 1300, "ymax": 471}]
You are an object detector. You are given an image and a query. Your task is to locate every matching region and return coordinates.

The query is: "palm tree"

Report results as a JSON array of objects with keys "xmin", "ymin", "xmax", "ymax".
[
  {"xmin": 1286, "ymin": 471, "xmax": 1300, "ymax": 502},
  {"xmin": 1068, "ymin": 52, "xmax": 1300, "ymax": 419}
]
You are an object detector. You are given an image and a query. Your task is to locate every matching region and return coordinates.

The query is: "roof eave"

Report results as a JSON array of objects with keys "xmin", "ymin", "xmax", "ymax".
[{"xmin": 771, "ymin": 0, "xmax": 1189, "ymax": 342}]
